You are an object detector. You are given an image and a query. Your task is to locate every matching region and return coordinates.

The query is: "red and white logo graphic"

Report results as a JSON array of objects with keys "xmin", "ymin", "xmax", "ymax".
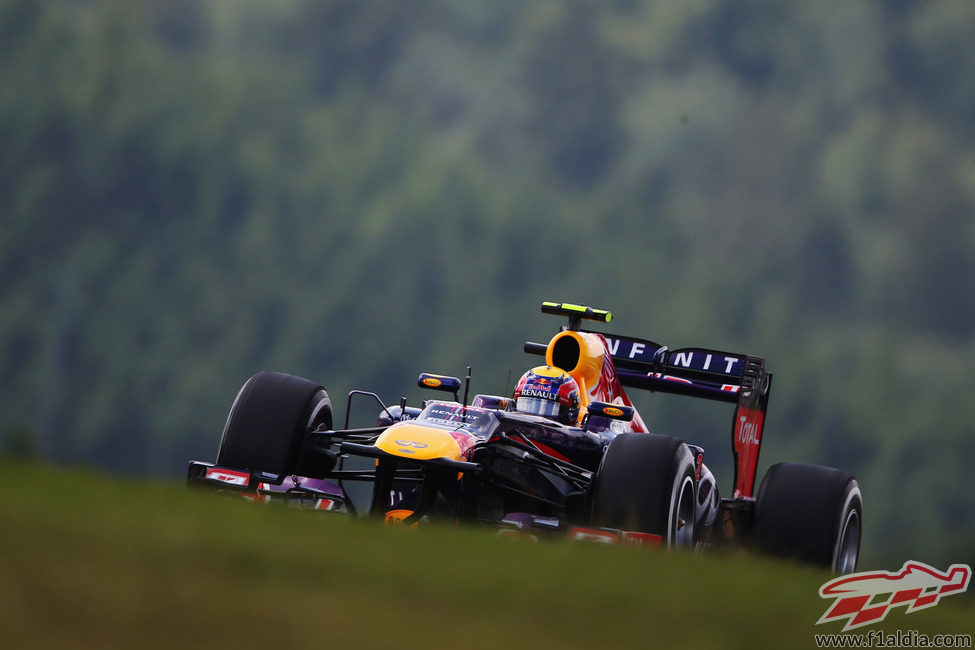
[
  {"xmin": 205, "ymin": 467, "xmax": 250, "ymax": 486},
  {"xmin": 817, "ymin": 561, "xmax": 971, "ymax": 631}
]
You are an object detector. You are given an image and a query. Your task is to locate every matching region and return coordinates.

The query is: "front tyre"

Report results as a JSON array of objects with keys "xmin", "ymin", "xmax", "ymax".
[
  {"xmin": 589, "ymin": 433, "xmax": 696, "ymax": 548},
  {"xmin": 753, "ymin": 462, "xmax": 862, "ymax": 573},
  {"xmin": 216, "ymin": 371, "xmax": 332, "ymax": 477}
]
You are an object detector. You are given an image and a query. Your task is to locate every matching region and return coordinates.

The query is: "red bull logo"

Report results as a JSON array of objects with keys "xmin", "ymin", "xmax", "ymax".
[
  {"xmin": 817, "ymin": 561, "xmax": 971, "ymax": 631},
  {"xmin": 521, "ymin": 387, "xmax": 558, "ymax": 400}
]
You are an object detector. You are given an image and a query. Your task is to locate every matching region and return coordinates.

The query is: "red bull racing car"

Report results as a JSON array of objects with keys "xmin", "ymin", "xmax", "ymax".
[{"xmin": 188, "ymin": 302, "xmax": 863, "ymax": 573}]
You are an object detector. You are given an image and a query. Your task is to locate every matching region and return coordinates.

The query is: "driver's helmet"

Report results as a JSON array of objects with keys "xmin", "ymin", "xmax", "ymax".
[{"xmin": 513, "ymin": 366, "xmax": 581, "ymax": 425}]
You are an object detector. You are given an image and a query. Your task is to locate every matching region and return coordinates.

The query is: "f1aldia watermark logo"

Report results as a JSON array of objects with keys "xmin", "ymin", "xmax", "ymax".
[{"xmin": 817, "ymin": 561, "xmax": 971, "ymax": 632}]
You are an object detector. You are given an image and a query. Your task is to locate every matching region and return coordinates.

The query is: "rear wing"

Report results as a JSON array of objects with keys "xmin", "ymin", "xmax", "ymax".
[
  {"xmin": 596, "ymin": 332, "xmax": 771, "ymax": 498},
  {"xmin": 607, "ymin": 332, "xmax": 774, "ymax": 499},
  {"xmin": 524, "ymin": 327, "xmax": 772, "ymax": 498},
  {"xmin": 599, "ymin": 333, "xmax": 754, "ymax": 402}
]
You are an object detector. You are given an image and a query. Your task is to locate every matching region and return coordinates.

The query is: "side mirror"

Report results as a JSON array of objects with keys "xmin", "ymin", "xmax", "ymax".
[
  {"xmin": 417, "ymin": 373, "xmax": 462, "ymax": 401},
  {"xmin": 587, "ymin": 401, "xmax": 634, "ymax": 422}
]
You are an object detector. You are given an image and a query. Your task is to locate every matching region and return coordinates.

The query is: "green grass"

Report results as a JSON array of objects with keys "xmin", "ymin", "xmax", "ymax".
[{"xmin": 1, "ymin": 460, "xmax": 971, "ymax": 649}]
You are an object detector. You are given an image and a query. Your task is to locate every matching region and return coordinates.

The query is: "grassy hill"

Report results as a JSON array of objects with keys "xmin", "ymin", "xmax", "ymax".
[{"xmin": 1, "ymin": 459, "xmax": 971, "ymax": 649}]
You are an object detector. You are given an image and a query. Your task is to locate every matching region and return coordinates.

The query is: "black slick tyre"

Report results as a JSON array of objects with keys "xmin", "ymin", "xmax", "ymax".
[
  {"xmin": 753, "ymin": 462, "xmax": 862, "ymax": 573},
  {"xmin": 589, "ymin": 433, "xmax": 696, "ymax": 547},
  {"xmin": 216, "ymin": 371, "xmax": 332, "ymax": 477}
]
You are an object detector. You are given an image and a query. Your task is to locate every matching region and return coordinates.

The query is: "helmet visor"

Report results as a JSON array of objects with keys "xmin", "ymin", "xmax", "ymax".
[{"xmin": 516, "ymin": 396, "xmax": 562, "ymax": 419}]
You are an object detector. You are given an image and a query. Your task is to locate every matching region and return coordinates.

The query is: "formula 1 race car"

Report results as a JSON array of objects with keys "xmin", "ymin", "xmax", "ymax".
[{"xmin": 188, "ymin": 302, "xmax": 863, "ymax": 573}]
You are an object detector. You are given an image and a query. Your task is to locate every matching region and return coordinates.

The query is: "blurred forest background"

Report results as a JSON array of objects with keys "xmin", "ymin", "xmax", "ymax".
[{"xmin": 2, "ymin": 0, "xmax": 973, "ymax": 568}]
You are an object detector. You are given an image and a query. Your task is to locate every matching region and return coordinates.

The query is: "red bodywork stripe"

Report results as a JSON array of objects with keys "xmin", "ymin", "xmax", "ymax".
[{"xmin": 732, "ymin": 406, "xmax": 765, "ymax": 498}]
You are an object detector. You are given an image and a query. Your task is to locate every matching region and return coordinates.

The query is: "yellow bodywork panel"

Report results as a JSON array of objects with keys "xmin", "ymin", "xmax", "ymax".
[{"xmin": 375, "ymin": 422, "xmax": 463, "ymax": 461}]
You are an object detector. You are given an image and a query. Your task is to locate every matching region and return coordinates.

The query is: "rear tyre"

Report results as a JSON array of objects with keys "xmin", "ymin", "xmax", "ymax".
[
  {"xmin": 216, "ymin": 371, "xmax": 332, "ymax": 477},
  {"xmin": 589, "ymin": 433, "xmax": 696, "ymax": 547},
  {"xmin": 753, "ymin": 462, "xmax": 862, "ymax": 573}
]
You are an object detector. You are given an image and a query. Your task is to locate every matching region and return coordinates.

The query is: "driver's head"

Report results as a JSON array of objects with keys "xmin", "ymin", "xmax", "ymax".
[{"xmin": 513, "ymin": 366, "xmax": 581, "ymax": 425}]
